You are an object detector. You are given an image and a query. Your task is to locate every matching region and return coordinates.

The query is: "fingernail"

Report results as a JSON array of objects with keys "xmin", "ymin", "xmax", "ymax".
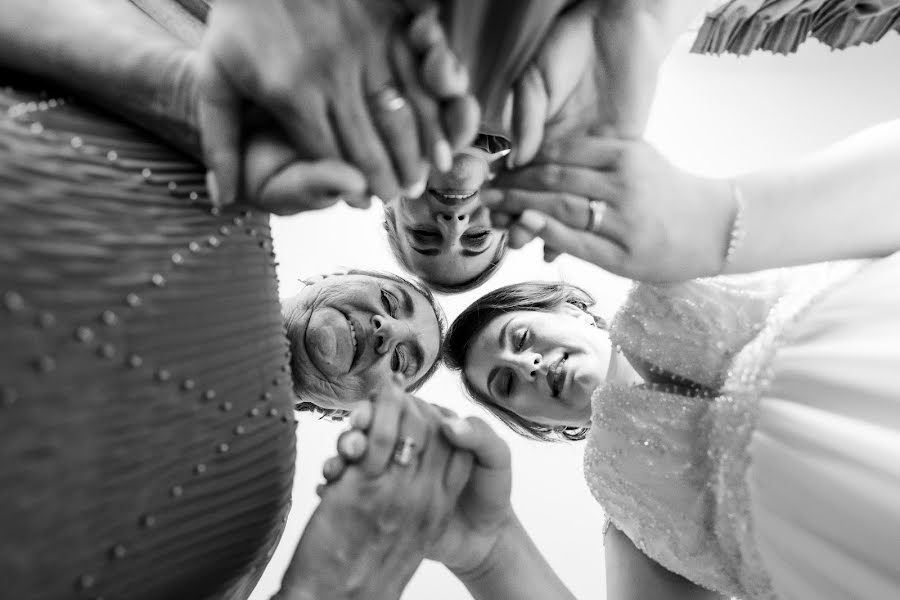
[
  {"xmin": 434, "ymin": 140, "xmax": 453, "ymax": 173},
  {"xmin": 205, "ymin": 170, "xmax": 221, "ymax": 207},
  {"xmin": 402, "ymin": 173, "xmax": 428, "ymax": 199},
  {"xmin": 347, "ymin": 434, "xmax": 364, "ymax": 457},
  {"xmin": 519, "ymin": 209, "xmax": 547, "ymax": 234},
  {"xmin": 505, "ymin": 150, "xmax": 517, "ymax": 171}
]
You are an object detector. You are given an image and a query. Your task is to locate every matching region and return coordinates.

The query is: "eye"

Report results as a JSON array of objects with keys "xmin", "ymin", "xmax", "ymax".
[
  {"xmin": 515, "ymin": 329, "xmax": 528, "ymax": 351},
  {"xmin": 462, "ymin": 230, "xmax": 491, "ymax": 244},
  {"xmin": 391, "ymin": 346, "xmax": 408, "ymax": 374},
  {"xmin": 504, "ymin": 371, "xmax": 515, "ymax": 397},
  {"xmin": 411, "ymin": 229, "xmax": 440, "ymax": 243},
  {"xmin": 380, "ymin": 289, "xmax": 399, "ymax": 318}
]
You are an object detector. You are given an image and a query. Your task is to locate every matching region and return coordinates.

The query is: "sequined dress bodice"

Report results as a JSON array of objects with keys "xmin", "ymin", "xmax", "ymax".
[
  {"xmin": 0, "ymin": 81, "xmax": 296, "ymax": 600},
  {"xmin": 584, "ymin": 266, "xmax": 864, "ymax": 598}
]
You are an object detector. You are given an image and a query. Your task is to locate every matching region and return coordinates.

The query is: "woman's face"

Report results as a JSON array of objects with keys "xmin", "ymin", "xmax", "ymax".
[
  {"xmin": 464, "ymin": 304, "xmax": 611, "ymax": 428},
  {"xmin": 392, "ymin": 147, "xmax": 506, "ymax": 286}
]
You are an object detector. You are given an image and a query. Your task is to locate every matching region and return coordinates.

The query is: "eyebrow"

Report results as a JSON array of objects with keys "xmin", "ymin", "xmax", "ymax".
[{"xmin": 484, "ymin": 318, "xmax": 512, "ymax": 400}]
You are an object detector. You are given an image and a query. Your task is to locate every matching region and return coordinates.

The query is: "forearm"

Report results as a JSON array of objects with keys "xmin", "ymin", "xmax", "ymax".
[
  {"xmin": 0, "ymin": 0, "xmax": 201, "ymax": 157},
  {"xmin": 275, "ymin": 500, "xmax": 421, "ymax": 600},
  {"xmin": 605, "ymin": 525, "xmax": 725, "ymax": 600},
  {"xmin": 453, "ymin": 514, "xmax": 578, "ymax": 600},
  {"xmin": 726, "ymin": 119, "xmax": 900, "ymax": 272}
]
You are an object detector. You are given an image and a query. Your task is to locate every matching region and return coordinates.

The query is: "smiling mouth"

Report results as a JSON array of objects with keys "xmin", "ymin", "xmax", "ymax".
[
  {"xmin": 344, "ymin": 313, "xmax": 363, "ymax": 371},
  {"xmin": 430, "ymin": 189, "xmax": 477, "ymax": 206},
  {"xmin": 547, "ymin": 353, "xmax": 568, "ymax": 398}
]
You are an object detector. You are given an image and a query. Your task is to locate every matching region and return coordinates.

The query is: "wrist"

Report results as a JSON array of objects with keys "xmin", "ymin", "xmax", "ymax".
[
  {"xmin": 448, "ymin": 512, "xmax": 520, "ymax": 584},
  {"xmin": 694, "ymin": 176, "xmax": 736, "ymax": 277}
]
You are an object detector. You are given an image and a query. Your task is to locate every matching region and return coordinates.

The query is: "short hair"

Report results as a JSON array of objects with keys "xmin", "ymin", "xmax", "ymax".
[
  {"xmin": 293, "ymin": 269, "xmax": 448, "ymax": 420},
  {"xmin": 443, "ymin": 281, "xmax": 603, "ymax": 442},
  {"xmin": 383, "ymin": 204, "xmax": 508, "ymax": 294}
]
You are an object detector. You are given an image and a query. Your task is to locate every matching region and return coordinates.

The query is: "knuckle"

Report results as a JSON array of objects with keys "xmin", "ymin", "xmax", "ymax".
[{"xmin": 539, "ymin": 164, "xmax": 563, "ymax": 188}]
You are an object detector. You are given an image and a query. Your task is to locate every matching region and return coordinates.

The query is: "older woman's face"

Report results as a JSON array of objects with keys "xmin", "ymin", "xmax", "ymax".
[
  {"xmin": 393, "ymin": 148, "xmax": 506, "ymax": 286},
  {"xmin": 464, "ymin": 305, "xmax": 610, "ymax": 428},
  {"xmin": 284, "ymin": 274, "xmax": 441, "ymax": 409}
]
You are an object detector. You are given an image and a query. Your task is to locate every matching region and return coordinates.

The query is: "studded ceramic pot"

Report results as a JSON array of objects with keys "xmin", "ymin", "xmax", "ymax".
[{"xmin": 0, "ymin": 83, "xmax": 296, "ymax": 600}]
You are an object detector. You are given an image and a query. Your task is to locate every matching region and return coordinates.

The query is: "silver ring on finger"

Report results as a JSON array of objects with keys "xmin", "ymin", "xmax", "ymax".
[
  {"xmin": 369, "ymin": 85, "xmax": 408, "ymax": 113},
  {"xmin": 586, "ymin": 199, "xmax": 608, "ymax": 234},
  {"xmin": 391, "ymin": 436, "xmax": 417, "ymax": 467}
]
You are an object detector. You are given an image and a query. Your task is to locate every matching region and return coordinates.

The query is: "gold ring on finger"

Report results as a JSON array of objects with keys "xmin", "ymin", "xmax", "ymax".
[
  {"xmin": 369, "ymin": 85, "xmax": 408, "ymax": 113},
  {"xmin": 586, "ymin": 200, "xmax": 608, "ymax": 234},
  {"xmin": 391, "ymin": 436, "xmax": 417, "ymax": 467}
]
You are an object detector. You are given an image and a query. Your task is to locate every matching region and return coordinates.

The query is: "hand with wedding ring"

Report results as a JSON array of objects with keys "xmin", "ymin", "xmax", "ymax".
[
  {"xmin": 197, "ymin": 0, "xmax": 479, "ymax": 208},
  {"xmin": 323, "ymin": 395, "xmax": 515, "ymax": 576},
  {"xmin": 483, "ymin": 136, "xmax": 736, "ymax": 282},
  {"xmin": 280, "ymin": 380, "xmax": 474, "ymax": 600}
]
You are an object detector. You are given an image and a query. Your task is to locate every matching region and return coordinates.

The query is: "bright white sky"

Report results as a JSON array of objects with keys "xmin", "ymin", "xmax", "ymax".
[{"xmin": 252, "ymin": 33, "xmax": 900, "ymax": 600}]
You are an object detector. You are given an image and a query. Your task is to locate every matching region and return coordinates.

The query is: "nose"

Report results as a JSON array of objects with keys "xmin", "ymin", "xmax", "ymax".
[
  {"xmin": 371, "ymin": 314, "xmax": 405, "ymax": 355},
  {"xmin": 506, "ymin": 352, "xmax": 542, "ymax": 381},
  {"xmin": 436, "ymin": 211, "xmax": 467, "ymax": 235}
]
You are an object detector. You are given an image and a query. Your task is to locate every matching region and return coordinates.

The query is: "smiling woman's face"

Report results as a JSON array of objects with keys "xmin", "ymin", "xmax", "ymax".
[
  {"xmin": 392, "ymin": 148, "xmax": 506, "ymax": 287},
  {"xmin": 284, "ymin": 274, "xmax": 441, "ymax": 409},
  {"xmin": 464, "ymin": 304, "xmax": 611, "ymax": 428}
]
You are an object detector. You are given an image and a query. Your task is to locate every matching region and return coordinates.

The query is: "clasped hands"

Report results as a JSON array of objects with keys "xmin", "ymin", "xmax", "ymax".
[
  {"xmin": 196, "ymin": 0, "xmax": 479, "ymax": 215},
  {"xmin": 281, "ymin": 379, "xmax": 513, "ymax": 600}
]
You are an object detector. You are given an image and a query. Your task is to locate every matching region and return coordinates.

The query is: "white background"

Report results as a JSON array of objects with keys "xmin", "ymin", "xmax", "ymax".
[{"xmin": 252, "ymin": 33, "xmax": 900, "ymax": 600}]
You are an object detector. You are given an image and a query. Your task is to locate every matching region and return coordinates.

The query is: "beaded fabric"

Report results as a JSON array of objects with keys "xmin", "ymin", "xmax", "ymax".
[
  {"xmin": 584, "ymin": 263, "xmax": 864, "ymax": 599},
  {"xmin": 0, "ymin": 79, "xmax": 296, "ymax": 600}
]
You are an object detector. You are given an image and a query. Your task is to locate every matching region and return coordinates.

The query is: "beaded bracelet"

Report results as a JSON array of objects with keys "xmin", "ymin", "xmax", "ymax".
[{"xmin": 721, "ymin": 181, "xmax": 747, "ymax": 273}]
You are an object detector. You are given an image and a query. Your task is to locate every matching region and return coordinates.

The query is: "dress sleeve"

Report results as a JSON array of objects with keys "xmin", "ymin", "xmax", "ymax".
[{"xmin": 611, "ymin": 273, "xmax": 788, "ymax": 390}]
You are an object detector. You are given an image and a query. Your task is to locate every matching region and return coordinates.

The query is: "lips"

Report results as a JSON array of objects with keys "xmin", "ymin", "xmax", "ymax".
[
  {"xmin": 546, "ymin": 354, "xmax": 568, "ymax": 398},
  {"xmin": 430, "ymin": 189, "xmax": 477, "ymax": 207},
  {"xmin": 345, "ymin": 313, "xmax": 365, "ymax": 371}
]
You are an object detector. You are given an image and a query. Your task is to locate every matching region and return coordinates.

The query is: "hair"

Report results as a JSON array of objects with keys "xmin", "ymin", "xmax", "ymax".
[
  {"xmin": 292, "ymin": 269, "xmax": 448, "ymax": 420},
  {"xmin": 443, "ymin": 281, "xmax": 606, "ymax": 443},
  {"xmin": 383, "ymin": 203, "xmax": 508, "ymax": 295}
]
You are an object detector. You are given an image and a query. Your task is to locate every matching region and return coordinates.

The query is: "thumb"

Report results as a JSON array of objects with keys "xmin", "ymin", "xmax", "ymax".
[
  {"xmin": 257, "ymin": 160, "xmax": 368, "ymax": 216},
  {"xmin": 440, "ymin": 416, "xmax": 510, "ymax": 471}
]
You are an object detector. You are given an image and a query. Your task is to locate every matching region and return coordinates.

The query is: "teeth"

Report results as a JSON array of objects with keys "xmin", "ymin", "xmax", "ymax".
[{"xmin": 348, "ymin": 320, "xmax": 357, "ymax": 354}]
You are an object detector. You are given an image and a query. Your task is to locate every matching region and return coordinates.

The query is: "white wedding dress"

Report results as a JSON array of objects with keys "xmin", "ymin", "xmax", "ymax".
[{"xmin": 584, "ymin": 253, "xmax": 900, "ymax": 599}]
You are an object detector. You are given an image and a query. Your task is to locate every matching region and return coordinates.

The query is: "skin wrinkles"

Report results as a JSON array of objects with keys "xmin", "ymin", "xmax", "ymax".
[{"xmin": 283, "ymin": 274, "xmax": 440, "ymax": 409}]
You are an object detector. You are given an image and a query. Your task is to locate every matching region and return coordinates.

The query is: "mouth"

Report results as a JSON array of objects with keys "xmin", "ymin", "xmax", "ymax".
[
  {"xmin": 546, "ymin": 353, "xmax": 569, "ymax": 398},
  {"xmin": 430, "ymin": 189, "xmax": 478, "ymax": 207},
  {"xmin": 344, "ymin": 313, "xmax": 363, "ymax": 371}
]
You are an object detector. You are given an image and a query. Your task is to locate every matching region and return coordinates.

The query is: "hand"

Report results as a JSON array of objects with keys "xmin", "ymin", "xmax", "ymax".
[
  {"xmin": 484, "ymin": 137, "xmax": 735, "ymax": 282},
  {"xmin": 242, "ymin": 127, "xmax": 370, "ymax": 215},
  {"xmin": 328, "ymin": 403, "xmax": 514, "ymax": 576},
  {"xmin": 280, "ymin": 382, "xmax": 473, "ymax": 600},
  {"xmin": 197, "ymin": 0, "xmax": 479, "ymax": 206},
  {"xmin": 506, "ymin": 0, "xmax": 696, "ymax": 168}
]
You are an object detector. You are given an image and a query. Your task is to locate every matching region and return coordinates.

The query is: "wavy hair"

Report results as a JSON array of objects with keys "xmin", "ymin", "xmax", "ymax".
[{"xmin": 443, "ymin": 281, "xmax": 605, "ymax": 442}]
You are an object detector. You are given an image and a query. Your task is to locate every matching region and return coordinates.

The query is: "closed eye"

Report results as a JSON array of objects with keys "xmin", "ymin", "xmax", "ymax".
[
  {"xmin": 515, "ymin": 329, "xmax": 528, "ymax": 351},
  {"xmin": 380, "ymin": 289, "xmax": 399, "ymax": 317}
]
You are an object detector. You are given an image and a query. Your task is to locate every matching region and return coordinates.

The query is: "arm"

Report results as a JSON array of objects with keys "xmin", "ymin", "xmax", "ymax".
[
  {"xmin": 452, "ymin": 514, "xmax": 577, "ymax": 600},
  {"xmin": 486, "ymin": 120, "xmax": 900, "ymax": 282},
  {"xmin": 0, "ymin": 0, "xmax": 200, "ymax": 157},
  {"xmin": 605, "ymin": 525, "xmax": 726, "ymax": 600},
  {"xmin": 726, "ymin": 119, "xmax": 900, "ymax": 273}
]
